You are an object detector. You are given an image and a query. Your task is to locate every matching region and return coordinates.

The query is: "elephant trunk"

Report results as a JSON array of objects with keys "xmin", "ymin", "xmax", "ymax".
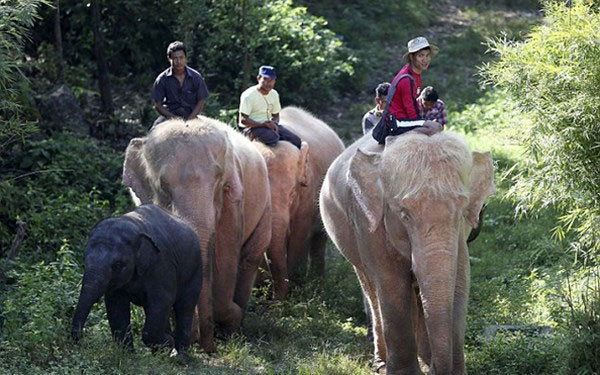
[
  {"xmin": 412, "ymin": 239, "xmax": 459, "ymax": 375},
  {"xmin": 71, "ymin": 268, "xmax": 109, "ymax": 342}
]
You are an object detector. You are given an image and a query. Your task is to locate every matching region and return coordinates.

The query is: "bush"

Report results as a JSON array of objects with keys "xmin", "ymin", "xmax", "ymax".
[
  {"xmin": 480, "ymin": 0, "xmax": 600, "ymax": 255},
  {"xmin": 0, "ymin": 244, "xmax": 82, "ymax": 365},
  {"xmin": 563, "ymin": 267, "xmax": 600, "ymax": 374},
  {"xmin": 0, "ymin": 133, "xmax": 133, "ymax": 261}
]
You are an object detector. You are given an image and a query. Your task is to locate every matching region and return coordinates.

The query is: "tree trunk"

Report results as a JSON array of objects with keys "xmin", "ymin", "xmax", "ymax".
[
  {"xmin": 240, "ymin": 0, "xmax": 252, "ymax": 90},
  {"xmin": 54, "ymin": 0, "xmax": 65, "ymax": 83},
  {"xmin": 90, "ymin": 0, "xmax": 114, "ymax": 115}
]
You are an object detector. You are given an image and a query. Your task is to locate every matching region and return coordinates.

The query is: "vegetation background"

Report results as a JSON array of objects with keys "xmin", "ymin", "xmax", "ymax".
[{"xmin": 1, "ymin": 0, "xmax": 599, "ymax": 374}]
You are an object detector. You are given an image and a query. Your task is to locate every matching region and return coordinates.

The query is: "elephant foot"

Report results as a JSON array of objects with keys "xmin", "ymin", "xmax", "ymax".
[
  {"xmin": 199, "ymin": 336, "xmax": 216, "ymax": 354},
  {"xmin": 371, "ymin": 357, "xmax": 386, "ymax": 374}
]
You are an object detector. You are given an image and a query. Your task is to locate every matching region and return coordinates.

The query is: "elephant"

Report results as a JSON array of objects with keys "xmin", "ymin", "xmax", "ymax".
[
  {"xmin": 71, "ymin": 204, "xmax": 202, "ymax": 353},
  {"xmin": 319, "ymin": 131, "xmax": 495, "ymax": 375},
  {"xmin": 123, "ymin": 117, "xmax": 271, "ymax": 353},
  {"xmin": 252, "ymin": 106, "xmax": 345, "ymax": 299}
]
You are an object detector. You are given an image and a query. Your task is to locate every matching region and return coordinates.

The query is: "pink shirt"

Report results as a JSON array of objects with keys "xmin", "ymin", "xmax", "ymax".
[{"xmin": 388, "ymin": 64, "xmax": 422, "ymax": 121}]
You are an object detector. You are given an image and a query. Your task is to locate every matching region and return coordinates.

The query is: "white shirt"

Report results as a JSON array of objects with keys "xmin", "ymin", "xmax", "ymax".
[{"xmin": 239, "ymin": 85, "xmax": 282, "ymax": 127}]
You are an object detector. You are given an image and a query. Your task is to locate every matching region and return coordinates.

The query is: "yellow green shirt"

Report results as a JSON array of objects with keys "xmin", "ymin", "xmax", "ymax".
[{"xmin": 239, "ymin": 85, "xmax": 281, "ymax": 127}]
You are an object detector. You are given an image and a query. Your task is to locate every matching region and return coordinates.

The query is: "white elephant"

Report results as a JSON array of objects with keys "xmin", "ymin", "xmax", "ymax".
[
  {"xmin": 123, "ymin": 117, "xmax": 272, "ymax": 353},
  {"xmin": 319, "ymin": 131, "xmax": 495, "ymax": 374},
  {"xmin": 252, "ymin": 106, "xmax": 345, "ymax": 299}
]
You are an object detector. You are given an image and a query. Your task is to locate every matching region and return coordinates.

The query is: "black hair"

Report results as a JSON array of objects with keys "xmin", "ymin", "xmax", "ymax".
[
  {"xmin": 375, "ymin": 82, "xmax": 391, "ymax": 98},
  {"xmin": 420, "ymin": 86, "xmax": 439, "ymax": 102},
  {"xmin": 167, "ymin": 41, "xmax": 186, "ymax": 58}
]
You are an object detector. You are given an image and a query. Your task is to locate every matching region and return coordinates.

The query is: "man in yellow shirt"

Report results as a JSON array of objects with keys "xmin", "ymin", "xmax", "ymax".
[{"xmin": 239, "ymin": 66, "xmax": 302, "ymax": 148}]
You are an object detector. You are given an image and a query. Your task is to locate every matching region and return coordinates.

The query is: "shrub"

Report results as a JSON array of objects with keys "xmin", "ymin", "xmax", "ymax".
[
  {"xmin": 0, "ymin": 133, "xmax": 133, "ymax": 261},
  {"xmin": 481, "ymin": 0, "xmax": 600, "ymax": 255},
  {"xmin": 562, "ymin": 267, "xmax": 600, "ymax": 374},
  {"xmin": 0, "ymin": 244, "xmax": 83, "ymax": 365}
]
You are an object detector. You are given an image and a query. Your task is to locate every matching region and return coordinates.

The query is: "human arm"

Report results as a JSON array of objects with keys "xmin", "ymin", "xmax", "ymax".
[
  {"xmin": 240, "ymin": 113, "xmax": 278, "ymax": 130},
  {"xmin": 436, "ymin": 100, "xmax": 448, "ymax": 127},
  {"xmin": 187, "ymin": 75, "xmax": 209, "ymax": 120},
  {"xmin": 154, "ymin": 101, "xmax": 175, "ymax": 118},
  {"xmin": 186, "ymin": 99, "xmax": 205, "ymax": 120},
  {"xmin": 362, "ymin": 112, "xmax": 375, "ymax": 134}
]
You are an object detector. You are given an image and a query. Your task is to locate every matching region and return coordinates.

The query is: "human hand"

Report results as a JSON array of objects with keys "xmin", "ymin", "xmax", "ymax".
[{"xmin": 264, "ymin": 120, "xmax": 279, "ymax": 131}]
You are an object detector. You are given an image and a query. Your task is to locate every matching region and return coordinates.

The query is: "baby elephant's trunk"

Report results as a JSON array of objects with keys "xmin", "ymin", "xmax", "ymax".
[{"xmin": 71, "ymin": 270, "xmax": 108, "ymax": 342}]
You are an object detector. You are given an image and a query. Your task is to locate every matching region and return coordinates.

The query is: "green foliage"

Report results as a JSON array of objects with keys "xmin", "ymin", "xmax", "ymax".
[
  {"xmin": 0, "ymin": 244, "xmax": 82, "ymax": 365},
  {"xmin": 32, "ymin": 0, "xmax": 179, "ymax": 84},
  {"xmin": 0, "ymin": 133, "xmax": 133, "ymax": 260},
  {"xmin": 481, "ymin": 0, "xmax": 600, "ymax": 254},
  {"xmin": 177, "ymin": 0, "xmax": 355, "ymax": 112},
  {"xmin": 563, "ymin": 267, "xmax": 600, "ymax": 374},
  {"xmin": 0, "ymin": 0, "xmax": 49, "ymax": 153},
  {"xmin": 467, "ymin": 331, "xmax": 563, "ymax": 375}
]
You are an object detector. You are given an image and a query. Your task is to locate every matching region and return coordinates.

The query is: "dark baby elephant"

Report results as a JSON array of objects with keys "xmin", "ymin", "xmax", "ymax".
[{"xmin": 71, "ymin": 204, "xmax": 202, "ymax": 353}]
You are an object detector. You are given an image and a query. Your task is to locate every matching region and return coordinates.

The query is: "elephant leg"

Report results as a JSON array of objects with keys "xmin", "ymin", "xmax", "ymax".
[
  {"xmin": 235, "ymin": 209, "xmax": 272, "ymax": 309},
  {"xmin": 212, "ymin": 225, "xmax": 245, "ymax": 335},
  {"xmin": 451, "ymin": 240, "xmax": 470, "ymax": 375},
  {"xmin": 142, "ymin": 302, "xmax": 174, "ymax": 349},
  {"xmin": 267, "ymin": 216, "xmax": 290, "ymax": 300},
  {"xmin": 308, "ymin": 229, "xmax": 327, "ymax": 277},
  {"xmin": 286, "ymin": 214, "xmax": 313, "ymax": 283},
  {"xmin": 173, "ymin": 280, "xmax": 201, "ymax": 353},
  {"xmin": 105, "ymin": 292, "xmax": 133, "ymax": 349},
  {"xmin": 355, "ymin": 266, "xmax": 386, "ymax": 372},
  {"xmin": 374, "ymin": 260, "xmax": 422, "ymax": 375}
]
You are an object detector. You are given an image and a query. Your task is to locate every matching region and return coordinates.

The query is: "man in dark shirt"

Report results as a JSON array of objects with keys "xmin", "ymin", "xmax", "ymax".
[{"xmin": 151, "ymin": 41, "xmax": 209, "ymax": 127}]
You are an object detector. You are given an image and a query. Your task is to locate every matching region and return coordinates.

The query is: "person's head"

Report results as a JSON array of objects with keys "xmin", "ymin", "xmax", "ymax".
[
  {"xmin": 419, "ymin": 86, "xmax": 439, "ymax": 110},
  {"xmin": 374, "ymin": 82, "xmax": 390, "ymax": 110},
  {"xmin": 403, "ymin": 37, "xmax": 438, "ymax": 74},
  {"xmin": 167, "ymin": 41, "xmax": 187, "ymax": 74},
  {"xmin": 257, "ymin": 65, "xmax": 277, "ymax": 94}
]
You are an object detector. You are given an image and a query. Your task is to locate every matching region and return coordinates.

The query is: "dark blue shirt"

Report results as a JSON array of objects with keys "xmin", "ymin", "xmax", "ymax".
[{"xmin": 151, "ymin": 66, "xmax": 209, "ymax": 118}]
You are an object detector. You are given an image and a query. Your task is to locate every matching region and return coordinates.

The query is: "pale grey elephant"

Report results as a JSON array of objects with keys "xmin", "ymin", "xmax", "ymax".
[
  {"xmin": 319, "ymin": 131, "xmax": 495, "ymax": 375},
  {"xmin": 123, "ymin": 117, "xmax": 272, "ymax": 353},
  {"xmin": 253, "ymin": 106, "xmax": 345, "ymax": 299}
]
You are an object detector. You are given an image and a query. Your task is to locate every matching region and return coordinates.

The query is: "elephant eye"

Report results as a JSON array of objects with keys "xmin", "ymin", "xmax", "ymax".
[
  {"xmin": 112, "ymin": 261, "xmax": 126, "ymax": 272},
  {"xmin": 399, "ymin": 209, "xmax": 412, "ymax": 223}
]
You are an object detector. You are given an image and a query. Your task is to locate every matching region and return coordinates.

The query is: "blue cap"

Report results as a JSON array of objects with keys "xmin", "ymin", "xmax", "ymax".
[{"xmin": 258, "ymin": 65, "xmax": 277, "ymax": 79}]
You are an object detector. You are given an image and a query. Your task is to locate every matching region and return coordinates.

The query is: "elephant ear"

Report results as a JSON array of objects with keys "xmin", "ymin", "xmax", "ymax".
[
  {"xmin": 347, "ymin": 148, "xmax": 384, "ymax": 232},
  {"xmin": 223, "ymin": 140, "xmax": 243, "ymax": 204},
  {"xmin": 135, "ymin": 208, "xmax": 173, "ymax": 275},
  {"xmin": 466, "ymin": 151, "xmax": 496, "ymax": 228},
  {"xmin": 136, "ymin": 233, "xmax": 162, "ymax": 276},
  {"xmin": 123, "ymin": 138, "xmax": 153, "ymax": 205},
  {"xmin": 298, "ymin": 141, "xmax": 309, "ymax": 187}
]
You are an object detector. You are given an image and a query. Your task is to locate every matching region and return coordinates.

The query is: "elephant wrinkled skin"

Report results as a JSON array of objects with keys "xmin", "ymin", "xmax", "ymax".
[
  {"xmin": 71, "ymin": 204, "xmax": 202, "ymax": 353},
  {"xmin": 253, "ymin": 106, "xmax": 345, "ymax": 299},
  {"xmin": 123, "ymin": 117, "xmax": 272, "ymax": 352},
  {"xmin": 319, "ymin": 132, "xmax": 495, "ymax": 375}
]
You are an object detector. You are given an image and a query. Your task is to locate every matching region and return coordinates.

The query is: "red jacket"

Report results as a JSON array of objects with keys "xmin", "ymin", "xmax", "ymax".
[{"xmin": 388, "ymin": 64, "xmax": 422, "ymax": 121}]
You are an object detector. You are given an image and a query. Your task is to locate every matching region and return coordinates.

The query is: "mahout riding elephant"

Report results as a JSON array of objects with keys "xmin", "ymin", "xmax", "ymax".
[
  {"xmin": 71, "ymin": 204, "xmax": 202, "ymax": 353},
  {"xmin": 123, "ymin": 117, "xmax": 271, "ymax": 353},
  {"xmin": 319, "ymin": 131, "xmax": 495, "ymax": 374},
  {"xmin": 253, "ymin": 106, "xmax": 345, "ymax": 299}
]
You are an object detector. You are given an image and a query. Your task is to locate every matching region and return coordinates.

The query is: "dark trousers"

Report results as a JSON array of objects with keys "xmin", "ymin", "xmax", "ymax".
[{"xmin": 243, "ymin": 124, "xmax": 302, "ymax": 149}]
